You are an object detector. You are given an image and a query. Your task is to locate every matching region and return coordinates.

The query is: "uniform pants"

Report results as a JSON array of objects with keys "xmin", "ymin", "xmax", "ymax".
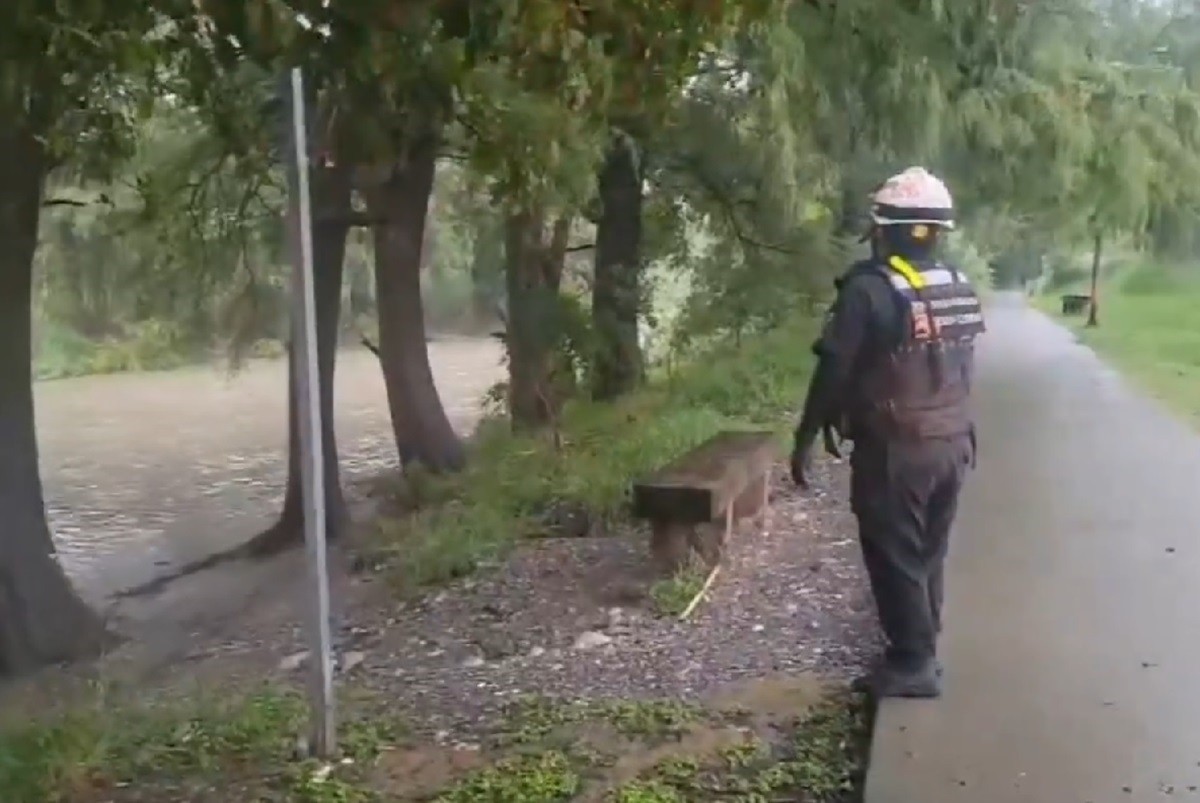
[{"xmin": 850, "ymin": 435, "xmax": 973, "ymax": 670}]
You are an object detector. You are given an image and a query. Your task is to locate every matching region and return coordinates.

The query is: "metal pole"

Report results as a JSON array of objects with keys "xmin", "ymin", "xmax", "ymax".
[{"xmin": 282, "ymin": 67, "xmax": 336, "ymax": 757}]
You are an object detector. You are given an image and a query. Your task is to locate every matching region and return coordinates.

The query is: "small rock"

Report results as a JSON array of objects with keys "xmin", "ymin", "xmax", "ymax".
[
  {"xmin": 477, "ymin": 632, "xmax": 520, "ymax": 660},
  {"xmin": 279, "ymin": 651, "xmax": 310, "ymax": 672},
  {"xmin": 480, "ymin": 602, "xmax": 508, "ymax": 619},
  {"xmin": 462, "ymin": 655, "xmax": 486, "ymax": 669},
  {"xmin": 340, "ymin": 651, "xmax": 366, "ymax": 674},
  {"xmin": 528, "ymin": 646, "xmax": 547, "ymax": 658},
  {"xmin": 574, "ymin": 631, "xmax": 613, "ymax": 650},
  {"xmin": 752, "ymin": 624, "xmax": 765, "ymax": 633}
]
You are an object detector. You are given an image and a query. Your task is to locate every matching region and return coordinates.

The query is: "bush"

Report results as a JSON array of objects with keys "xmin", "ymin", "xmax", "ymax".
[
  {"xmin": 1115, "ymin": 261, "xmax": 1194, "ymax": 295},
  {"xmin": 34, "ymin": 319, "xmax": 195, "ymax": 380},
  {"xmin": 367, "ymin": 318, "xmax": 818, "ymax": 590}
]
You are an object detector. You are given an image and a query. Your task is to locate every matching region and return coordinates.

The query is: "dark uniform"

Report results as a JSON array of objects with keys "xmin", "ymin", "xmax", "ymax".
[{"xmin": 793, "ymin": 253, "xmax": 986, "ymax": 696}]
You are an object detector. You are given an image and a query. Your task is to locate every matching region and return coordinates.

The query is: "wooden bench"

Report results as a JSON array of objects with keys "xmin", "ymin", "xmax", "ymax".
[
  {"xmin": 631, "ymin": 430, "xmax": 779, "ymax": 573},
  {"xmin": 1061, "ymin": 293, "xmax": 1090, "ymax": 315}
]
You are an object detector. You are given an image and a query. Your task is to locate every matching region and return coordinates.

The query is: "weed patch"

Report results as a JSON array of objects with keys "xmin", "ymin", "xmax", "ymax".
[
  {"xmin": 648, "ymin": 560, "xmax": 709, "ymax": 618},
  {"xmin": 1, "ymin": 678, "xmax": 871, "ymax": 802},
  {"xmin": 437, "ymin": 689, "xmax": 871, "ymax": 803},
  {"xmin": 0, "ymin": 686, "xmax": 406, "ymax": 803}
]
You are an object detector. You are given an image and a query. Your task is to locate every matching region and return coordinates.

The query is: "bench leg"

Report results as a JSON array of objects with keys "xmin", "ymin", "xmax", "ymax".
[
  {"xmin": 732, "ymin": 471, "xmax": 770, "ymax": 522},
  {"xmin": 690, "ymin": 516, "xmax": 724, "ymax": 569},
  {"xmin": 650, "ymin": 520, "xmax": 693, "ymax": 574}
]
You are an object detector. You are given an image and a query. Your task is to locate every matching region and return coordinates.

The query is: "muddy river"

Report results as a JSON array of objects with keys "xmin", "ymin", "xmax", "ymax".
[{"xmin": 35, "ymin": 338, "xmax": 503, "ymax": 601}]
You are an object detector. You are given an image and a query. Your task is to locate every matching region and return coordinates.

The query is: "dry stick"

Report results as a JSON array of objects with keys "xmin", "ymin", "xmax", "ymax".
[{"xmin": 679, "ymin": 564, "xmax": 722, "ymax": 621}]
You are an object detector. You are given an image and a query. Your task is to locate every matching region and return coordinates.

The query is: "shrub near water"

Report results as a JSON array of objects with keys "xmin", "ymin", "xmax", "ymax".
[{"xmin": 369, "ymin": 319, "xmax": 819, "ymax": 590}]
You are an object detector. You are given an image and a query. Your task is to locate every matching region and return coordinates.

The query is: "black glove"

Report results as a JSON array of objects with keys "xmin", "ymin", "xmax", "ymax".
[{"xmin": 790, "ymin": 432, "xmax": 815, "ymax": 488}]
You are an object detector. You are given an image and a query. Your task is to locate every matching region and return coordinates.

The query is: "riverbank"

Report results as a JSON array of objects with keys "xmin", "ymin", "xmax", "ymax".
[{"xmin": 4, "ymin": 320, "xmax": 879, "ymax": 802}]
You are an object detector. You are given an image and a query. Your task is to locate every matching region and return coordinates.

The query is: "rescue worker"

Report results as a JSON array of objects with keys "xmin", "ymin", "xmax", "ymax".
[{"xmin": 790, "ymin": 167, "xmax": 985, "ymax": 698}]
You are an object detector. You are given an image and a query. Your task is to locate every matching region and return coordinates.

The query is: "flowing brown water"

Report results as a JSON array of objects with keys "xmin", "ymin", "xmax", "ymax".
[{"xmin": 35, "ymin": 339, "xmax": 503, "ymax": 601}]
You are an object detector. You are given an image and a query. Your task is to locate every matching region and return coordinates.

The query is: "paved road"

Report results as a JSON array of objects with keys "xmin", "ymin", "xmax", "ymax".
[
  {"xmin": 865, "ymin": 295, "xmax": 1200, "ymax": 802},
  {"xmin": 37, "ymin": 339, "xmax": 503, "ymax": 603}
]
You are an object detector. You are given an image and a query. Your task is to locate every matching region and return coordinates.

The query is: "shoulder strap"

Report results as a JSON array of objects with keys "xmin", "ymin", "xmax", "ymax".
[{"xmin": 886, "ymin": 255, "xmax": 926, "ymax": 290}]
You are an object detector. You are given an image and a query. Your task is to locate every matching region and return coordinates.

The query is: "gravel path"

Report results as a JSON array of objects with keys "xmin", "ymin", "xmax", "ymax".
[{"xmin": 272, "ymin": 457, "xmax": 882, "ymax": 736}]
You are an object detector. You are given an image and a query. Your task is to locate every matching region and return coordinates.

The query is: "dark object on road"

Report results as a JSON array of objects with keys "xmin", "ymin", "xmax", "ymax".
[
  {"xmin": 632, "ymin": 430, "xmax": 778, "ymax": 573},
  {"xmin": 360, "ymin": 333, "xmax": 380, "ymax": 358},
  {"xmin": 791, "ymin": 167, "xmax": 985, "ymax": 698},
  {"xmin": 1061, "ymin": 293, "xmax": 1090, "ymax": 315}
]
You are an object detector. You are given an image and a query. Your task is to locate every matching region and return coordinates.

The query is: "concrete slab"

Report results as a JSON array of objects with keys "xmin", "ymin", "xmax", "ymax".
[{"xmin": 865, "ymin": 296, "xmax": 1200, "ymax": 802}]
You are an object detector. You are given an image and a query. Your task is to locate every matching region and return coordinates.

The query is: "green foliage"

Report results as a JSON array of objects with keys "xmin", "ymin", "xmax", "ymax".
[
  {"xmin": 34, "ymin": 319, "xmax": 194, "ymax": 380},
  {"xmin": 0, "ymin": 686, "xmax": 407, "ymax": 803},
  {"xmin": 493, "ymin": 692, "xmax": 869, "ymax": 803},
  {"xmin": 649, "ymin": 559, "xmax": 710, "ymax": 618},
  {"xmin": 434, "ymin": 751, "xmax": 580, "ymax": 803}
]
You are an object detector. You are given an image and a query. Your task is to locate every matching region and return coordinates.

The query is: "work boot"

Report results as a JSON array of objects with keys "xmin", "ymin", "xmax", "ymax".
[{"xmin": 852, "ymin": 660, "xmax": 942, "ymax": 699}]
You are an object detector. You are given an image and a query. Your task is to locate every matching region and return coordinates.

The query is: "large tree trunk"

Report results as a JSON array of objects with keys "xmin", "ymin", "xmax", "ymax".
[
  {"xmin": 365, "ymin": 138, "xmax": 465, "ymax": 472},
  {"xmin": 505, "ymin": 209, "xmax": 567, "ymax": 430},
  {"xmin": 591, "ymin": 136, "xmax": 644, "ymax": 401},
  {"xmin": 1086, "ymin": 231, "xmax": 1102, "ymax": 328},
  {"xmin": 0, "ymin": 125, "xmax": 109, "ymax": 675},
  {"xmin": 247, "ymin": 161, "xmax": 353, "ymax": 557}
]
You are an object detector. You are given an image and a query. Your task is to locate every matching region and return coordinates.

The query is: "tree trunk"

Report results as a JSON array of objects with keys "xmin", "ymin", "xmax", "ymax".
[
  {"xmin": 0, "ymin": 125, "xmax": 109, "ymax": 676},
  {"xmin": 591, "ymin": 136, "xmax": 644, "ymax": 401},
  {"xmin": 1086, "ymin": 231, "xmax": 1102, "ymax": 328},
  {"xmin": 365, "ymin": 138, "xmax": 465, "ymax": 472},
  {"xmin": 247, "ymin": 161, "xmax": 353, "ymax": 557},
  {"xmin": 505, "ymin": 209, "xmax": 564, "ymax": 430}
]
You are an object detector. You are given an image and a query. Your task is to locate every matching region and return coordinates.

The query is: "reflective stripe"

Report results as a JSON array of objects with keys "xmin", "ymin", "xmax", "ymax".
[
  {"xmin": 927, "ymin": 296, "xmax": 977, "ymax": 310},
  {"xmin": 933, "ymin": 311, "xmax": 985, "ymax": 327},
  {"xmin": 887, "ymin": 256, "xmax": 927, "ymax": 289},
  {"xmin": 885, "ymin": 266, "xmax": 960, "ymax": 291}
]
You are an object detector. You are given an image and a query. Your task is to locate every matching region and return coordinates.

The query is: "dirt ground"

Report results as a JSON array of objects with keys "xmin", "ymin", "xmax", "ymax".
[{"xmin": 12, "ymin": 453, "xmax": 877, "ymax": 727}]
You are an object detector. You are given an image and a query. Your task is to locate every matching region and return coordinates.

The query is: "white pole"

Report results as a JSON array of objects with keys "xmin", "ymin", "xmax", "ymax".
[{"xmin": 285, "ymin": 66, "xmax": 336, "ymax": 757}]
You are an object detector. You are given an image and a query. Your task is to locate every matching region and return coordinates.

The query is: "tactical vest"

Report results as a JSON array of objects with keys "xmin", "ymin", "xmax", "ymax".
[{"xmin": 852, "ymin": 256, "xmax": 986, "ymax": 441}]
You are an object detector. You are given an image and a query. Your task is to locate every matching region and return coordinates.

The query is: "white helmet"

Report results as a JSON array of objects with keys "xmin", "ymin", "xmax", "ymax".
[{"xmin": 870, "ymin": 167, "xmax": 955, "ymax": 229}]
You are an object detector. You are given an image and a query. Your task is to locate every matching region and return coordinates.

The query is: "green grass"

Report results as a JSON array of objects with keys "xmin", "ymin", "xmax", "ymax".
[
  {"xmin": 441, "ymin": 693, "xmax": 871, "ymax": 803},
  {"xmin": 1042, "ymin": 267, "xmax": 1200, "ymax": 425},
  {"xmin": 0, "ymin": 686, "xmax": 408, "ymax": 803},
  {"xmin": 649, "ymin": 560, "xmax": 710, "ymax": 618},
  {"xmin": 0, "ymin": 684, "xmax": 871, "ymax": 802},
  {"xmin": 366, "ymin": 319, "xmax": 818, "ymax": 590}
]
